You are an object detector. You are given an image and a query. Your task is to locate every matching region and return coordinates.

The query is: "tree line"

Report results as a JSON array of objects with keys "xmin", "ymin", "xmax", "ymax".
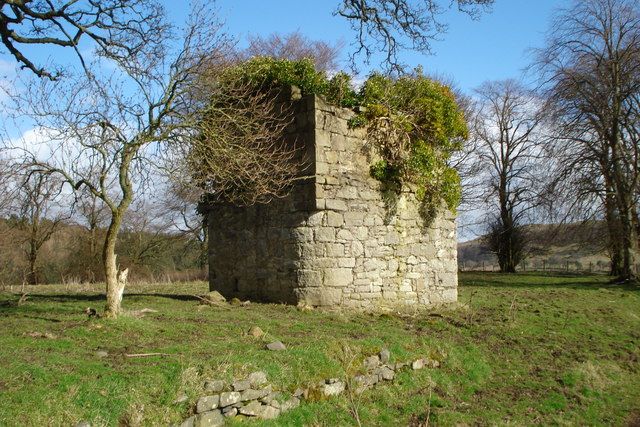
[{"xmin": 460, "ymin": 0, "xmax": 640, "ymax": 282}]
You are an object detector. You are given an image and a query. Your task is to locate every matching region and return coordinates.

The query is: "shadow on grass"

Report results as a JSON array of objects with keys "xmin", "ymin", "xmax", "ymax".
[
  {"xmin": 19, "ymin": 293, "xmax": 202, "ymax": 303},
  {"xmin": 460, "ymin": 271, "xmax": 640, "ymax": 291}
]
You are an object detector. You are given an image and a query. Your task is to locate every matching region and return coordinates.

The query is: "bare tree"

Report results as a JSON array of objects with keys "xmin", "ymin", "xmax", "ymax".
[
  {"xmin": 336, "ymin": 0, "xmax": 493, "ymax": 72},
  {"xmin": 6, "ymin": 3, "xmax": 231, "ymax": 317},
  {"xmin": 161, "ymin": 179, "xmax": 208, "ymax": 271},
  {"xmin": 70, "ymin": 186, "xmax": 109, "ymax": 282},
  {"xmin": 468, "ymin": 80, "xmax": 543, "ymax": 272},
  {"xmin": 0, "ymin": 0, "xmax": 166, "ymax": 80},
  {"xmin": 534, "ymin": 0, "xmax": 640, "ymax": 281},
  {"xmin": 15, "ymin": 172, "xmax": 67, "ymax": 285},
  {"xmin": 183, "ymin": 68, "xmax": 301, "ymax": 207},
  {"xmin": 244, "ymin": 31, "xmax": 343, "ymax": 72}
]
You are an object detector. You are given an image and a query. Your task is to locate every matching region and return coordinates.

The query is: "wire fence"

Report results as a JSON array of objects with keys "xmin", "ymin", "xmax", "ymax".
[{"xmin": 458, "ymin": 259, "xmax": 616, "ymax": 274}]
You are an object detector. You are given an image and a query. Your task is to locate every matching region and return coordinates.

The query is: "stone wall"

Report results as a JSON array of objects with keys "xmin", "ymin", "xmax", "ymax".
[{"xmin": 207, "ymin": 94, "xmax": 458, "ymax": 308}]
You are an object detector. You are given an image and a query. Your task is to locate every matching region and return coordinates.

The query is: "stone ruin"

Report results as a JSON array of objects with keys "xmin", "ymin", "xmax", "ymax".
[{"xmin": 204, "ymin": 91, "xmax": 458, "ymax": 309}]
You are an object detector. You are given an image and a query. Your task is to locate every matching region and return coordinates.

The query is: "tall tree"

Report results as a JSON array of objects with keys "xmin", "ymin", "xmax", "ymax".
[
  {"xmin": 244, "ymin": 31, "xmax": 343, "ymax": 72},
  {"xmin": 469, "ymin": 80, "xmax": 543, "ymax": 272},
  {"xmin": 161, "ymin": 179, "xmax": 208, "ymax": 271},
  {"xmin": 15, "ymin": 172, "xmax": 67, "ymax": 285},
  {"xmin": 71, "ymin": 186, "xmax": 109, "ymax": 282},
  {"xmin": 0, "ymin": 0, "xmax": 166, "ymax": 79},
  {"xmin": 7, "ymin": 3, "xmax": 231, "ymax": 317},
  {"xmin": 534, "ymin": 0, "xmax": 640, "ymax": 281}
]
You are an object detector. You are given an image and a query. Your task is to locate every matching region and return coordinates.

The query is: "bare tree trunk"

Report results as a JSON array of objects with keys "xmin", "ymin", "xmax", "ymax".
[
  {"xmin": 616, "ymin": 191, "xmax": 638, "ymax": 281},
  {"xmin": 27, "ymin": 241, "xmax": 38, "ymax": 285},
  {"xmin": 605, "ymin": 192, "xmax": 623, "ymax": 276},
  {"xmin": 611, "ymin": 137, "xmax": 638, "ymax": 281},
  {"xmin": 103, "ymin": 212, "xmax": 126, "ymax": 318}
]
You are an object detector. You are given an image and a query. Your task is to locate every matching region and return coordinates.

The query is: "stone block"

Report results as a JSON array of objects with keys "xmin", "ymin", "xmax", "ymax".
[
  {"xmin": 344, "ymin": 212, "xmax": 365, "ymax": 226},
  {"xmin": 316, "ymin": 130, "xmax": 331, "ymax": 147},
  {"xmin": 315, "ymin": 227, "xmax": 335, "ymax": 242},
  {"xmin": 323, "ymin": 268, "xmax": 353, "ymax": 287},
  {"xmin": 337, "ymin": 186, "xmax": 358, "ymax": 199},
  {"xmin": 336, "ymin": 229, "xmax": 353, "ymax": 240},
  {"xmin": 196, "ymin": 395, "xmax": 220, "ymax": 413},
  {"xmin": 195, "ymin": 410, "xmax": 224, "ymax": 427},
  {"xmin": 298, "ymin": 269, "xmax": 322, "ymax": 287},
  {"xmin": 348, "ymin": 241, "xmax": 364, "ymax": 257},
  {"xmin": 295, "ymin": 287, "xmax": 342, "ymax": 306},
  {"xmin": 294, "ymin": 228, "xmax": 314, "ymax": 242},
  {"xmin": 338, "ymin": 258, "xmax": 356, "ymax": 268},
  {"xmin": 384, "ymin": 231, "xmax": 400, "ymax": 245},
  {"xmin": 326, "ymin": 199, "xmax": 348, "ymax": 211},
  {"xmin": 325, "ymin": 243, "xmax": 345, "ymax": 257},
  {"xmin": 325, "ymin": 151, "xmax": 338, "ymax": 163},
  {"xmin": 326, "ymin": 211, "xmax": 344, "ymax": 227},
  {"xmin": 316, "ymin": 161, "xmax": 329, "ymax": 174},
  {"xmin": 306, "ymin": 212, "xmax": 325, "ymax": 226}
]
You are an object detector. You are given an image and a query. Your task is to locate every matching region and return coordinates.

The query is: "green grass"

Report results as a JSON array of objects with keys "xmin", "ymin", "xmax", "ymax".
[{"xmin": 1, "ymin": 273, "xmax": 639, "ymax": 426}]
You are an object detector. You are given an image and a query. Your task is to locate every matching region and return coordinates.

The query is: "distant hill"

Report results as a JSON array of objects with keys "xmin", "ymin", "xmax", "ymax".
[{"xmin": 458, "ymin": 222, "xmax": 612, "ymax": 272}]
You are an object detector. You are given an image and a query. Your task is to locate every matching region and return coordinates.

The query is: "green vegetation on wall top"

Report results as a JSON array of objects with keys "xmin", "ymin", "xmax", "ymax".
[{"xmin": 228, "ymin": 57, "xmax": 468, "ymax": 216}]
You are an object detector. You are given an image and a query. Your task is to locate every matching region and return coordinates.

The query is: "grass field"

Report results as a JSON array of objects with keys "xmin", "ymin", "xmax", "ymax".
[{"xmin": 1, "ymin": 273, "xmax": 639, "ymax": 426}]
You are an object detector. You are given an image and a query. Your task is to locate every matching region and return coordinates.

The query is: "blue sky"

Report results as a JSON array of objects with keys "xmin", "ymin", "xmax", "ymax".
[
  {"xmin": 0, "ymin": 1, "xmax": 570, "ymax": 94},
  {"xmin": 207, "ymin": 0, "xmax": 570, "ymax": 92}
]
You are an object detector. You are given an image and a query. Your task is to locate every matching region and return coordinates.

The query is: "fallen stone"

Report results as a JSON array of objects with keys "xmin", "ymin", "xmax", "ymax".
[
  {"xmin": 173, "ymin": 393, "xmax": 189, "ymax": 404},
  {"xmin": 321, "ymin": 380, "xmax": 345, "ymax": 396},
  {"xmin": 204, "ymin": 380, "xmax": 224, "ymax": 393},
  {"xmin": 230, "ymin": 297, "xmax": 242, "ymax": 306},
  {"xmin": 195, "ymin": 410, "xmax": 224, "ymax": 427},
  {"xmin": 196, "ymin": 395, "xmax": 219, "ymax": 413},
  {"xmin": 75, "ymin": 422, "xmax": 91, "ymax": 427},
  {"xmin": 248, "ymin": 326, "xmax": 264, "ymax": 338},
  {"xmin": 241, "ymin": 386, "xmax": 271, "ymax": 401},
  {"xmin": 280, "ymin": 397, "xmax": 300, "ymax": 412},
  {"xmin": 239, "ymin": 400, "xmax": 263, "ymax": 416},
  {"xmin": 260, "ymin": 405, "xmax": 280, "ymax": 419},
  {"xmin": 293, "ymin": 387, "xmax": 305, "ymax": 397},
  {"xmin": 379, "ymin": 348, "xmax": 391, "ymax": 364},
  {"xmin": 363, "ymin": 355, "xmax": 380, "ymax": 370},
  {"xmin": 179, "ymin": 415, "xmax": 195, "ymax": 427},
  {"xmin": 219, "ymin": 391, "xmax": 241, "ymax": 407},
  {"xmin": 266, "ymin": 341, "xmax": 286, "ymax": 351},
  {"xmin": 248, "ymin": 371, "xmax": 268, "ymax": 387},
  {"xmin": 201, "ymin": 291, "xmax": 226, "ymax": 305},
  {"xmin": 352, "ymin": 374, "xmax": 378, "ymax": 393},
  {"xmin": 222, "ymin": 406, "xmax": 237, "ymax": 417},
  {"xmin": 232, "ymin": 379, "xmax": 251, "ymax": 392},
  {"xmin": 260, "ymin": 391, "xmax": 281, "ymax": 406},
  {"xmin": 95, "ymin": 350, "xmax": 109, "ymax": 358},
  {"xmin": 412, "ymin": 359, "xmax": 425, "ymax": 370},
  {"xmin": 375, "ymin": 365, "xmax": 395, "ymax": 381}
]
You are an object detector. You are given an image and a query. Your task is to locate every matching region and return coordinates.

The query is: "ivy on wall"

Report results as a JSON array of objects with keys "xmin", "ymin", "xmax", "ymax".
[{"xmin": 227, "ymin": 57, "xmax": 468, "ymax": 217}]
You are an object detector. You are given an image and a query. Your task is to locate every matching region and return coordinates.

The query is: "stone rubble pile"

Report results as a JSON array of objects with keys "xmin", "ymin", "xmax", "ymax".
[
  {"xmin": 176, "ymin": 347, "xmax": 441, "ymax": 426},
  {"xmin": 178, "ymin": 370, "xmax": 300, "ymax": 427}
]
